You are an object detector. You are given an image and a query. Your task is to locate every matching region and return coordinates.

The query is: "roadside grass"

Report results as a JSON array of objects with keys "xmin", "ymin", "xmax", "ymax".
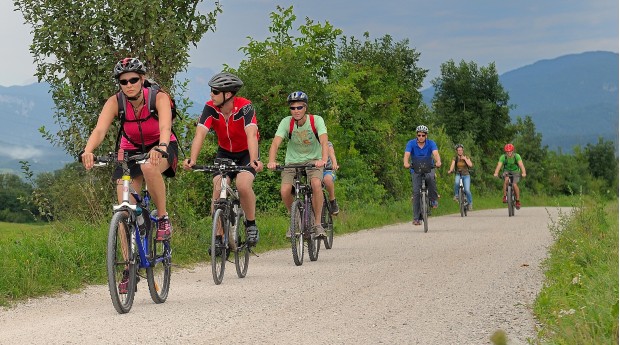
[
  {"xmin": 0, "ymin": 193, "xmax": 581, "ymax": 308},
  {"xmin": 533, "ymin": 197, "xmax": 619, "ymax": 344}
]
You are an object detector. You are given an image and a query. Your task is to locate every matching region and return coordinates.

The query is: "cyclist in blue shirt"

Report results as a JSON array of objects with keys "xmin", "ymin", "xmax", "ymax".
[{"xmin": 403, "ymin": 125, "xmax": 442, "ymax": 225}]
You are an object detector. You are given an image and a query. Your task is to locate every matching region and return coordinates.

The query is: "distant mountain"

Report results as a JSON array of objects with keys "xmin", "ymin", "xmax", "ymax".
[
  {"xmin": 1, "ymin": 52, "xmax": 617, "ymax": 174},
  {"xmin": 421, "ymin": 51, "xmax": 619, "ymax": 152}
]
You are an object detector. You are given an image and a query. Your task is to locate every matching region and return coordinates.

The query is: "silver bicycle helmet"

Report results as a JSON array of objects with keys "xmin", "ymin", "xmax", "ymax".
[
  {"xmin": 416, "ymin": 125, "xmax": 429, "ymax": 133},
  {"xmin": 113, "ymin": 58, "xmax": 146, "ymax": 79},
  {"xmin": 208, "ymin": 72, "xmax": 244, "ymax": 92},
  {"xmin": 455, "ymin": 144, "xmax": 464, "ymax": 149},
  {"xmin": 287, "ymin": 91, "xmax": 308, "ymax": 104}
]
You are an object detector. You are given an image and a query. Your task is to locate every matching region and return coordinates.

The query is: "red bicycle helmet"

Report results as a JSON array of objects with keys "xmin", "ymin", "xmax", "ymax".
[{"xmin": 504, "ymin": 143, "xmax": 515, "ymax": 152}]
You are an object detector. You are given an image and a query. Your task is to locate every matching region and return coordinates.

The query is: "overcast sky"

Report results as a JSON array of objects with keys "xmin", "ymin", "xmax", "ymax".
[{"xmin": 1, "ymin": 0, "xmax": 617, "ymax": 88}]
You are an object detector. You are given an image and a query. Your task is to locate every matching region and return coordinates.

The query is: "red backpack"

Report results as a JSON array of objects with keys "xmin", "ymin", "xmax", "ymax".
[{"xmin": 288, "ymin": 114, "xmax": 319, "ymax": 140}]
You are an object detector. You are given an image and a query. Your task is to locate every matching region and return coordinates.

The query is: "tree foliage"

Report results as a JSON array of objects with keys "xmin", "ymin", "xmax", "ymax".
[
  {"xmin": 585, "ymin": 137, "xmax": 618, "ymax": 191},
  {"xmin": 15, "ymin": 0, "xmax": 222, "ymax": 155},
  {"xmin": 431, "ymin": 60, "xmax": 513, "ymax": 155}
]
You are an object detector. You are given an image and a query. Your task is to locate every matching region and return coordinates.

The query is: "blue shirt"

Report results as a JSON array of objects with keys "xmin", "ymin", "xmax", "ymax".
[{"xmin": 405, "ymin": 139, "xmax": 438, "ymax": 173}]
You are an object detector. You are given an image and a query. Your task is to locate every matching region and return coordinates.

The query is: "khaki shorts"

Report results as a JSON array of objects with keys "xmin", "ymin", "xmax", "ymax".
[{"xmin": 281, "ymin": 166, "xmax": 324, "ymax": 185}]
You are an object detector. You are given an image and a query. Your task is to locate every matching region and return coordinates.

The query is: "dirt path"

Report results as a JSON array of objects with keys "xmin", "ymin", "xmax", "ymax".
[{"xmin": 0, "ymin": 207, "xmax": 569, "ymax": 344}]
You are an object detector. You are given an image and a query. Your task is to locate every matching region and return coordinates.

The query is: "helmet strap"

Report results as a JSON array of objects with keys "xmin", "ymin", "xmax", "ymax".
[
  {"xmin": 216, "ymin": 92, "xmax": 234, "ymax": 108},
  {"xmin": 125, "ymin": 82, "xmax": 144, "ymax": 101}
]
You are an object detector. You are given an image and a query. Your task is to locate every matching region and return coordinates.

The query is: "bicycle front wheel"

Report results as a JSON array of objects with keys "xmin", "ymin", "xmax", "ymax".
[
  {"xmin": 321, "ymin": 195, "xmax": 334, "ymax": 249},
  {"xmin": 234, "ymin": 208, "xmax": 249, "ymax": 278},
  {"xmin": 290, "ymin": 200, "xmax": 304, "ymax": 266},
  {"xmin": 459, "ymin": 188, "xmax": 466, "ymax": 217},
  {"xmin": 421, "ymin": 191, "xmax": 429, "ymax": 233},
  {"xmin": 211, "ymin": 208, "xmax": 227, "ymax": 284},
  {"xmin": 147, "ymin": 212, "xmax": 171, "ymax": 303},
  {"xmin": 107, "ymin": 211, "xmax": 137, "ymax": 314},
  {"xmin": 307, "ymin": 206, "xmax": 319, "ymax": 262},
  {"xmin": 507, "ymin": 185, "xmax": 515, "ymax": 217}
]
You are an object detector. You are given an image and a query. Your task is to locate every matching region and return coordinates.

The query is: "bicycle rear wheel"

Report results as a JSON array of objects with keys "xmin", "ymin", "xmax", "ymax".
[
  {"xmin": 107, "ymin": 211, "xmax": 137, "ymax": 314},
  {"xmin": 290, "ymin": 200, "xmax": 304, "ymax": 266},
  {"xmin": 147, "ymin": 211, "xmax": 171, "ymax": 303},
  {"xmin": 211, "ymin": 208, "xmax": 227, "ymax": 284},
  {"xmin": 307, "ymin": 206, "xmax": 319, "ymax": 262},
  {"xmin": 507, "ymin": 185, "xmax": 515, "ymax": 217},
  {"xmin": 421, "ymin": 190, "xmax": 429, "ymax": 233},
  {"xmin": 459, "ymin": 188, "xmax": 466, "ymax": 217},
  {"xmin": 321, "ymin": 195, "xmax": 334, "ymax": 249},
  {"xmin": 234, "ymin": 208, "xmax": 249, "ymax": 278}
]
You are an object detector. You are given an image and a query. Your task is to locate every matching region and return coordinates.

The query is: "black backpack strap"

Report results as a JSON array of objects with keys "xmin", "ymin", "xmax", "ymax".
[
  {"xmin": 146, "ymin": 86, "xmax": 186, "ymax": 158},
  {"xmin": 114, "ymin": 92, "xmax": 127, "ymax": 151}
]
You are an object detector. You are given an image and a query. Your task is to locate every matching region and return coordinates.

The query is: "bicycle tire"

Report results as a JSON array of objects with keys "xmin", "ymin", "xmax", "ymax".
[
  {"xmin": 211, "ymin": 208, "xmax": 226, "ymax": 284},
  {"xmin": 507, "ymin": 185, "xmax": 514, "ymax": 217},
  {"xmin": 321, "ymin": 194, "xmax": 334, "ymax": 249},
  {"xmin": 421, "ymin": 190, "xmax": 429, "ymax": 233},
  {"xmin": 290, "ymin": 200, "xmax": 304, "ymax": 266},
  {"xmin": 307, "ymin": 206, "xmax": 319, "ymax": 262},
  {"xmin": 459, "ymin": 188, "xmax": 466, "ymax": 217},
  {"xmin": 107, "ymin": 211, "xmax": 137, "ymax": 314},
  {"xmin": 234, "ymin": 208, "xmax": 249, "ymax": 278},
  {"xmin": 146, "ymin": 211, "xmax": 171, "ymax": 303}
]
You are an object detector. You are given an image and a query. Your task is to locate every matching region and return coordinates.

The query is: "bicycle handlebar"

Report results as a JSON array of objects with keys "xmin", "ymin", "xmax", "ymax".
[
  {"xmin": 274, "ymin": 163, "xmax": 317, "ymax": 171},
  {"xmin": 78, "ymin": 151, "xmax": 152, "ymax": 165},
  {"xmin": 191, "ymin": 159, "xmax": 250, "ymax": 173}
]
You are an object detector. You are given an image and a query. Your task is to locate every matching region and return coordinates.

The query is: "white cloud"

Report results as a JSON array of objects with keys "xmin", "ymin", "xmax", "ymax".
[{"xmin": 0, "ymin": 144, "xmax": 44, "ymax": 160}]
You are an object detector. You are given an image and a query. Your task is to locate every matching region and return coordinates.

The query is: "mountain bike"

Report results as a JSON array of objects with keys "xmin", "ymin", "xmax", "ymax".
[
  {"xmin": 501, "ymin": 172, "xmax": 519, "ymax": 217},
  {"xmin": 83, "ymin": 150, "xmax": 171, "ymax": 314},
  {"xmin": 192, "ymin": 158, "xmax": 253, "ymax": 285},
  {"xmin": 410, "ymin": 158, "xmax": 435, "ymax": 233},
  {"xmin": 320, "ymin": 186, "xmax": 334, "ymax": 249},
  {"xmin": 276, "ymin": 164, "xmax": 320, "ymax": 266},
  {"xmin": 456, "ymin": 172, "xmax": 468, "ymax": 217}
]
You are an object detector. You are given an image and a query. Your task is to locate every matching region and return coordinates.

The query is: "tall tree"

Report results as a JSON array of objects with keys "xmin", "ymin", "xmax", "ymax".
[
  {"xmin": 431, "ymin": 60, "xmax": 513, "ymax": 154},
  {"xmin": 585, "ymin": 137, "xmax": 618, "ymax": 190},
  {"xmin": 512, "ymin": 116, "xmax": 547, "ymax": 192},
  {"xmin": 15, "ymin": 0, "xmax": 222, "ymax": 155}
]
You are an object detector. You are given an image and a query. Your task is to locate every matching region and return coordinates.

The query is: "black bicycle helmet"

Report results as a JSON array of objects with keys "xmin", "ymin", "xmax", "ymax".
[
  {"xmin": 287, "ymin": 91, "xmax": 308, "ymax": 104},
  {"xmin": 113, "ymin": 57, "xmax": 146, "ymax": 79},
  {"xmin": 208, "ymin": 72, "xmax": 244, "ymax": 92}
]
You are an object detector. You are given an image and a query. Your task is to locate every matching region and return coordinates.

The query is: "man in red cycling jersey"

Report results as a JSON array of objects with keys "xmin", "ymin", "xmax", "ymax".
[{"xmin": 183, "ymin": 72, "xmax": 263, "ymax": 246}]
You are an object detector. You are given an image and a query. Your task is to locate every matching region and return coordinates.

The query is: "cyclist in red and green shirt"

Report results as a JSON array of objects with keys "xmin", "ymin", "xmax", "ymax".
[{"xmin": 493, "ymin": 143, "xmax": 527, "ymax": 209}]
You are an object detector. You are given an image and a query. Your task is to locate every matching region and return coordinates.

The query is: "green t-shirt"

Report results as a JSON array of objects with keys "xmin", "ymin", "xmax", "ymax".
[
  {"xmin": 499, "ymin": 153, "xmax": 522, "ymax": 172},
  {"xmin": 275, "ymin": 114, "xmax": 327, "ymax": 164}
]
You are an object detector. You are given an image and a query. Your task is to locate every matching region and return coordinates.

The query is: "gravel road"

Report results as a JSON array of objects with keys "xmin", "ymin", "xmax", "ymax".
[{"xmin": 0, "ymin": 207, "xmax": 570, "ymax": 345}]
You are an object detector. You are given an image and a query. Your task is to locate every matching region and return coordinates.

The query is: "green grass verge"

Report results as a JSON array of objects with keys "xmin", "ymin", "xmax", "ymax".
[
  {"xmin": 533, "ymin": 197, "xmax": 619, "ymax": 344},
  {"xmin": 0, "ymin": 193, "xmax": 587, "ymax": 309}
]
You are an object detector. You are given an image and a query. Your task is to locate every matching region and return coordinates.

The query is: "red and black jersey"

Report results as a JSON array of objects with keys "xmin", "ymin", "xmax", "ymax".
[{"xmin": 197, "ymin": 97, "xmax": 259, "ymax": 152}]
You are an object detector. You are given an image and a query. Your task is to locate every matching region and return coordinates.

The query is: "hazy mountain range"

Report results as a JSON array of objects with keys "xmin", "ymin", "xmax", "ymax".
[{"xmin": 1, "ymin": 51, "xmax": 617, "ymax": 175}]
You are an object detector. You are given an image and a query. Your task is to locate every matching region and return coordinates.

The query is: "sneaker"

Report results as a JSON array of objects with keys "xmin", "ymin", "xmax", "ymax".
[
  {"xmin": 412, "ymin": 220, "xmax": 421, "ymax": 226},
  {"xmin": 313, "ymin": 224, "xmax": 327, "ymax": 238},
  {"xmin": 431, "ymin": 200, "xmax": 439, "ymax": 209},
  {"xmin": 515, "ymin": 201, "xmax": 521, "ymax": 210},
  {"xmin": 246, "ymin": 225, "xmax": 259, "ymax": 246},
  {"xmin": 502, "ymin": 195, "xmax": 507, "ymax": 203},
  {"xmin": 156, "ymin": 215, "xmax": 172, "ymax": 241},
  {"xmin": 453, "ymin": 196, "xmax": 458, "ymax": 202},
  {"xmin": 330, "ymin": 199, "xmax": 340, "ymax": 215},
  {"xmin": 468, "ymin": 204, "xmax": 473, "ymax": 211},
  {"xmin": 118, "ymin": 270, "xmax": 129, "ymax": 294},
  {"xmin": 286, "ymin": 228, "xmax": 292, "ymax": 238}
]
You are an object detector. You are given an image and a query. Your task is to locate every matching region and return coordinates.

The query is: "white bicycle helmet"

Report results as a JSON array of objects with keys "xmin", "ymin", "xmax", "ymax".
[{"xmin": 416, "ymin": 125, "xmax": 429, "ymax": 133}]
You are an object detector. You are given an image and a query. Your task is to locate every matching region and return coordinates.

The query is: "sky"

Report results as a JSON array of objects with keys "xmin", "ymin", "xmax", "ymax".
[{"xmin": 1, "ymin": 0, "xmax": 618, "ymax": 88}]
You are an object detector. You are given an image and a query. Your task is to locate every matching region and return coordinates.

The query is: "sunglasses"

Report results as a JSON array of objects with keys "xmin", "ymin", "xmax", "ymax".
[
  {"xmin": 211, "ymin": 89, "xmax": 222, "ymax": 95},
  {"xmin": 119, "ymin": 77, "xmax": 140, "ymax": 86},
  {"xmin": 289, "ymin": 105, "xmax": 305, "ymax": 110},
  {"xmin": 417, "ymin": 134, "xmax": 427, "ymax": 137}
]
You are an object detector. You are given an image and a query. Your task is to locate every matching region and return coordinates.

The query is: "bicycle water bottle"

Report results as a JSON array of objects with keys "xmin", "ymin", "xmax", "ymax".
[{"xmin": 136, "ymin": 206, "xmax": 147, "ymax": 235}]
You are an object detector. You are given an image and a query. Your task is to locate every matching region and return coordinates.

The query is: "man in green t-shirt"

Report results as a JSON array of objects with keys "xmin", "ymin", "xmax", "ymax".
[
  {"xmin": 493, "ymin": 143, "xmax": 527, "ymax": 209},
  {"xmin": 267, "ymin": 91, "xmax": 329, "ymax": 238}
]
